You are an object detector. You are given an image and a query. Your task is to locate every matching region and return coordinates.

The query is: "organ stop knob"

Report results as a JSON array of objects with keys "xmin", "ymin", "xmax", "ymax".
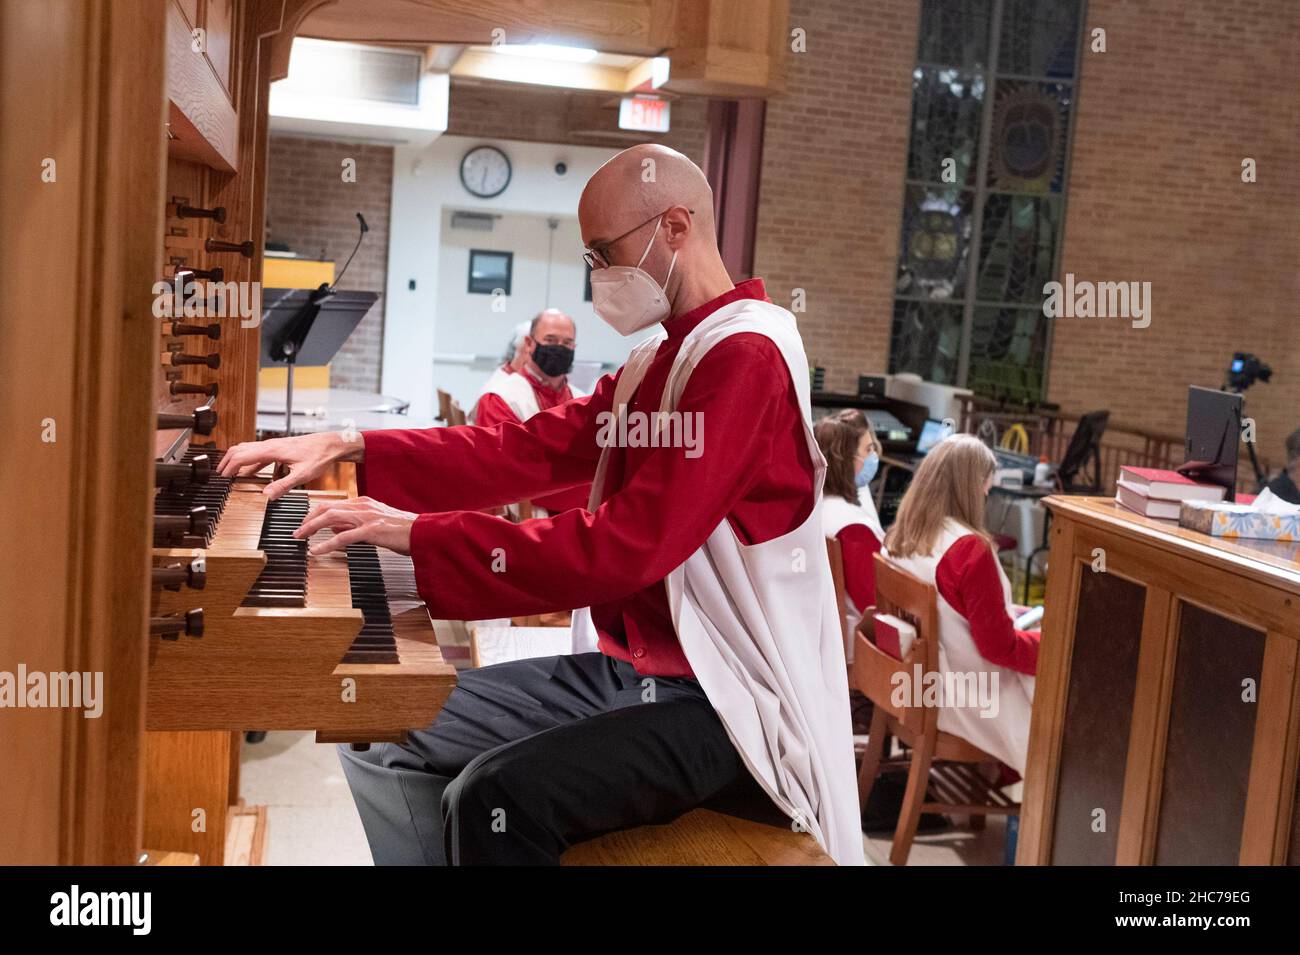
[{"xmin": 150, "ymin": 609, "xmax": 203, "ymax": 640}]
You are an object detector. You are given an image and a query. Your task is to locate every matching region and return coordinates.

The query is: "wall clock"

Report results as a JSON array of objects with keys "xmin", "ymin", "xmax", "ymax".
[{"xmin": 459, "ymin": 145, "xmax": 512, "ymax": 199}]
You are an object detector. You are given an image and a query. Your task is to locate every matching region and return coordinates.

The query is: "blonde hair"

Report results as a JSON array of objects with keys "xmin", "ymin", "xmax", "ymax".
[{"xmin": 884, "ymin": 434, "xmax": 997, "ymax": 558}]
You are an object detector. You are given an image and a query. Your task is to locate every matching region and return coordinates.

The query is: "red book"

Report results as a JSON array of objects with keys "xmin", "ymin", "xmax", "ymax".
[
  {"xmin": 1115, "ymin": 479, "xmax": 1182, "ymax": 519},
  {"xmin": 1118, "ymin": 466, "xmax": 1226, "ymax": 502},
  {"xmin": 872, "ymin": 612, "xmax": 916, "ymax": 660}
]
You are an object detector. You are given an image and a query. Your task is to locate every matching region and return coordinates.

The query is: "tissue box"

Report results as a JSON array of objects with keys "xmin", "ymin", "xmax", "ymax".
[{"xmin": 1179, "ymin": 500, "xmax": 1300, "ymax": 541}]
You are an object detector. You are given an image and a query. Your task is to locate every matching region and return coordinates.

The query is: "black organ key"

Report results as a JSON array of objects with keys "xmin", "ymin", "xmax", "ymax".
[
  {"xmin": 342, "ymin": 543, "xmax": 400, "ymax": 664},
  {"xmin": 242, "ymin": 491, "xmax": 310, "ymax": 608}
]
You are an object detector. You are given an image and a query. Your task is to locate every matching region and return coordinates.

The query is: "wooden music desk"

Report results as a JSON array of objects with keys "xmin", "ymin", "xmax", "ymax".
[{"xmin": 1018, "ymin": 496, "xmax": 1300, "ymax": 865}]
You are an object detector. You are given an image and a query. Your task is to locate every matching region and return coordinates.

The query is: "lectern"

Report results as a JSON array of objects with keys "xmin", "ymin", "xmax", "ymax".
[{"xmin": 1018, "ymin": 496, "xmax": 1300, "ymax": 865}]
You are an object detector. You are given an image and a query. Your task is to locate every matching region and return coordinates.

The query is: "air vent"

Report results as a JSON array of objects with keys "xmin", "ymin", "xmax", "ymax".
[
  {"xmin": 450, "ymin": 212, "xmax": 496, "ymax": 232},
  {"xmin": 281, "ymin": 39, "xmax": 421, "ymax": 106},
  {"xmin": 269, "ymin": 38, "xmax": 450, "ymax": 147}
]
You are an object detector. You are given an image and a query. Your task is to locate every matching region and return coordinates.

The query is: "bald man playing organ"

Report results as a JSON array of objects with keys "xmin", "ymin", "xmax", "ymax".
[
  {"xmin": 219, "ymin": 145, "xmax": 863, "ymax": 866},
  {"xmin": 471, "ymin": 308, "xmax": 588, "ymax": 515}
]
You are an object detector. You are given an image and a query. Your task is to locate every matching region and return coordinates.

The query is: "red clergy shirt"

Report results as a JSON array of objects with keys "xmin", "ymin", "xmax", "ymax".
[
  {"xmin": 357, "ymin": 278, "xmax": 814, "ymax": 677},
  {"xmin": 472, "ymin": 367, "xmax": 589, "ymax": 513}
]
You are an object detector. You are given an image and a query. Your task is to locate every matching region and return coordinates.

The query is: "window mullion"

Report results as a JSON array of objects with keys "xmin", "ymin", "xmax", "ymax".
[{"xmin": 956, "ymin": 0, "xmax": 1005, "ymax": 388}]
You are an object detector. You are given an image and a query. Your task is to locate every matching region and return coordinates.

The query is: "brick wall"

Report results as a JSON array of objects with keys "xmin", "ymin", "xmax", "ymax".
[
  {"xmin": 265, "ymin": 135, "xmax": 393, "ymax": 392},
  {"xmin": 752, "ymin": 0, "xmax": 920, "ymax": 394},
  {"xmin": 1048, "ymin": 0, "xmax": 1300, "ymax": 473},
  {"xmin": 751, "ymin": 0, "xmax": 1299, "ymax": 474}
]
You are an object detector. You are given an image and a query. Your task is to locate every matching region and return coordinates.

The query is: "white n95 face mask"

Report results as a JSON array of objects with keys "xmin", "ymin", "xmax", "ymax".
[{"xmin": 589, "ymin": 216, "xmax": 677, "ymax": 336}]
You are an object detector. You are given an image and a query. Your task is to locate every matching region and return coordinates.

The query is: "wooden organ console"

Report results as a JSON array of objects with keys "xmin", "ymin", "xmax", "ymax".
[
  {"xmin": 3, "ymin": 0, "xmax": 793, "ymax": 867},
  {"xmin": 0, "ymin": 0, "xmax": 456, "ymax": 867},
  {"xmin": 138, "ymin": 1, "xmax": 458, "ymax": 863},
  {"xmin": 148, "ymin": 460, "xmax": 454, "ymax": 740}
]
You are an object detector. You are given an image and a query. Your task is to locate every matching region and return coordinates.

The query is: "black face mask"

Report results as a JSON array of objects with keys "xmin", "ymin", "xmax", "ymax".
[{"xmin": 532, "ymin": 343, "xmax": 574, "ymax": 377}]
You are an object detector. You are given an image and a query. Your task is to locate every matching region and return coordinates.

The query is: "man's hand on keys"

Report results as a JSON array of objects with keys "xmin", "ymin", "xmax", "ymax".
[
  {"xmin": 218, "ymin": 431, "xmax": 365, "ymax": 500},
  {"xmin": 293, "ymin": 496, "xmax": 417, "ymax": 557}
]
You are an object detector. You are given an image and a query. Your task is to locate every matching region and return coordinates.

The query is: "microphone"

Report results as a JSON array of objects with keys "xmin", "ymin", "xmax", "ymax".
[
  {"xmin": 270, "ymin": 212, "xmax": 368, "ymax": 363},
  {"xmin": 333, "ymin": 212, "xmax": 369, "ymax": 289}
]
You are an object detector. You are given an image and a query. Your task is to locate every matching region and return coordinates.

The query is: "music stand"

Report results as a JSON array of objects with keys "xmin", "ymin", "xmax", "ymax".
[{"xmin": 260, "ymin": 286, "xmax": 377, "ymax": 435}]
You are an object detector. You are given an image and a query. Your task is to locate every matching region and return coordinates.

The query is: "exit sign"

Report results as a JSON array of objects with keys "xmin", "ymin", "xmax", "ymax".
[{"xmin": 619, "ymin": 95, "xmax": 671, "ymax": 133}]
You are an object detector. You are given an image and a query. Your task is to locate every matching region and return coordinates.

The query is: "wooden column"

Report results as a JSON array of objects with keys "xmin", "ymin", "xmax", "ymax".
[{"xmin": 0, "ymin": 0, "xmax": 168, "ymax": 865}]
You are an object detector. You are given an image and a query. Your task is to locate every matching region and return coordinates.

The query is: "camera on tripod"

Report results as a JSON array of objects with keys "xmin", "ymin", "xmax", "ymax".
[
  {"xmin": 1219, "ymin": 352, "xmax": 1275, "ymax": 488},
  {"xmin": 1227, "ymin": 352, "xmax": 1272, "ymax": 393}
]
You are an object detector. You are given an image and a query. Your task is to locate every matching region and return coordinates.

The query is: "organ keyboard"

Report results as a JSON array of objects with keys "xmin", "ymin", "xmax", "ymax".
[{"xmin": 149, "ymin": 447, "xmax": 456, "ymax": 744}]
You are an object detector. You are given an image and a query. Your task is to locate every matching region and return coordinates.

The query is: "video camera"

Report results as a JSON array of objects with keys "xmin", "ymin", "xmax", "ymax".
[{"xmin": 1226, "ymin": 352, "xmax": 1272, "ymax": 393}]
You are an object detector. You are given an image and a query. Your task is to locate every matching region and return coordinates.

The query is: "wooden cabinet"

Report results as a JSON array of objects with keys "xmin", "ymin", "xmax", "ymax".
[
  {"xmin": 205, "ymin": 0, "xmax": 235, "ymax": 95},
  {"xmin": 166, "ymin": 0, "xmax": 238, "ymax": 170},
  {"xmin": 1019, "ymin": 496, "xmax": 1300, "ymax": 866}
]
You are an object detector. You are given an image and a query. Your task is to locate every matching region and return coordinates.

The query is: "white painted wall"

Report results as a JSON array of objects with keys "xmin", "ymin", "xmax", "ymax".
[
  {"xmin": 434, "ymin": 209, "xmax": 591, "ymax": 393},
  {"xmin": 383, "ymin": 135, "xmax": 654, "ymax": 420}
]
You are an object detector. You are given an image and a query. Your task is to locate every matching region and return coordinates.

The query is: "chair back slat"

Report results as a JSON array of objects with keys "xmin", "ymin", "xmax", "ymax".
[
  {"xmin": 825, "ymin": 537, "xmax": 850, "ymax": 660},
  {"xmin": 851, "ymin": 552, "xmax": 941, "ymax": 736},
  {"xmin": 448, "ymin": 398, "xmax": 467, "ymax": 427}
]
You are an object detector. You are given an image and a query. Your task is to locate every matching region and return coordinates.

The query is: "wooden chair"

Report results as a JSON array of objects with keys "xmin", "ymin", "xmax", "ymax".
[
  {"xmin": 435, "ymin": 388, "xmax": 451, "ymax": 423},
  {"xmin": 447, "ymin": 398, "xmax": 467, "ymax": 427},
  {"xmin": 825, "ymin": 536, "xmax": 851, "ymax": 661},
  {"xmin": 853, "ymin": 552, "xmax": 1019, "ymax": 865},
  {"xmin": 829, "ymin": 536, "xmax": 876, "ymax": 747}
]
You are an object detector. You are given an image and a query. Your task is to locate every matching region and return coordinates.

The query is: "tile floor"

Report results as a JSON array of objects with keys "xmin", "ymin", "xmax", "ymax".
[{"xmin": 238, "ymin": 731, "xmax": 373, "ymax": 866}]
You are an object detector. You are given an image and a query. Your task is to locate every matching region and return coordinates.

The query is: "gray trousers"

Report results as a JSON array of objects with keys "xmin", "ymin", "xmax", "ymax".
[{"xmin": 337, "ymin": 652, "xmax": 750, "ymax": 865}]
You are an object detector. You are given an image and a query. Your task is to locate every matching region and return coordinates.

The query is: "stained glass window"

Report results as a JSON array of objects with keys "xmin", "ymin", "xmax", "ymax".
[
  {"xmin": 906, "ymin": 68, "xmax": 986, "ymax": 187},
  {"xmin": 888, "ymin": 0, "xmax": 1087, "ymax": 404},
  {"xmin": 896, "ymin": 185, "xmax": 975, "ymax": 301},
  {"xmin": 890, "ymin": 300, "xmax": 965, "ymax": 384}
]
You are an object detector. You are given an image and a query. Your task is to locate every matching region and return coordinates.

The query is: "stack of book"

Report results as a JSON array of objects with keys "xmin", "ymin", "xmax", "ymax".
[{"xmin": 1114, "ymin": 466, "xmax": 1226, "ymax": 519}]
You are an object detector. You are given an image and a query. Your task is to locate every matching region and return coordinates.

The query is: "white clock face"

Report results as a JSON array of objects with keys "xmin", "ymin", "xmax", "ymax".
[{"xmin": 460, "ymin": 146, "xmax": 511, "ymax": 199}]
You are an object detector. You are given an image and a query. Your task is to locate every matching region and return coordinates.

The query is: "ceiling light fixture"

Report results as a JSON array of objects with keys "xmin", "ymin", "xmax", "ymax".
[{"xmin": 492, "ymin": 43, "xmax": 599, "ymax": 63}]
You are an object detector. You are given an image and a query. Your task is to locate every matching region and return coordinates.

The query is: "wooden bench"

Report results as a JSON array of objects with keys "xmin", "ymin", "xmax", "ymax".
[
  {"xmin": 561, "ymin": 779, "xmax": 835, "ymax": 866},
  {"xmin": 561, "ymin": 808, "xmax": 833, "ymax": 865}
]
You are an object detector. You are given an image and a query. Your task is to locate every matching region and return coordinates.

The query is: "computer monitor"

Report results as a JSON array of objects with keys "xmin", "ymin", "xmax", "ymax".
[
  {"xmin": 915, "ymin": 418, "xmax": 952, "ymax": 455},
  {"xmin": 1179, "ymin": 386, "xmax": 1241, "ymax": 502}
]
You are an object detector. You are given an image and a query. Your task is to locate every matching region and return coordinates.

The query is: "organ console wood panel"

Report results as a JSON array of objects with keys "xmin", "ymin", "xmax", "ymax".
[
  {"xmin": 166, "ymin": 0, "xmax": 239, "ymax": 170},
  {"xmin": 1018, "ymin": 496, "xmax": 1300, "ymax": 866},
  {"xmin": 143, "ymin": 730, "xmax": 234, "ymax": 865},
  {"xmin": 7, "ymin": 0, "xmax": 794, "ymax": 868},
  {"xmin": 296, "ymin": 0, "xmax": 790, "ymax": 96},
  {"xmin": 0, "ymin": 0, "xmax": 168, "ymax": 866}
]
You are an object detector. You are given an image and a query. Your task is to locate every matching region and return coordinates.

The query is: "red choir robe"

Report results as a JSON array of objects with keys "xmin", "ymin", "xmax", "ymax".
[{"xmin": 357, "ymin": 279, "xmax": 814, "ymax": 678}]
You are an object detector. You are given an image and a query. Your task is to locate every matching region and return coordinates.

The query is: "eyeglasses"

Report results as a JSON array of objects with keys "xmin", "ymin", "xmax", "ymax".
[{"xmin": 583, "ymin": 207, "xmax": 693, "ymax": 270}]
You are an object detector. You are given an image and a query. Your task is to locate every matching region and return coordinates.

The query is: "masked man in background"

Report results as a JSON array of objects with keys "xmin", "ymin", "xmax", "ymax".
[{"xmin": 471, "ymin": 309, "xmax": 588, "ymax": 514}]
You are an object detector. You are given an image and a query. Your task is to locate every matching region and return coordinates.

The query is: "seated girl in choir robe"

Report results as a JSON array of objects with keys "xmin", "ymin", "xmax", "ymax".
[
  {"xmin": 882, "ymin": 434, "xmax": 1039, "ymax": 775},
  {"xmin": 814, "ymin": 410, "xmax": 886, "ymax": 656}
]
